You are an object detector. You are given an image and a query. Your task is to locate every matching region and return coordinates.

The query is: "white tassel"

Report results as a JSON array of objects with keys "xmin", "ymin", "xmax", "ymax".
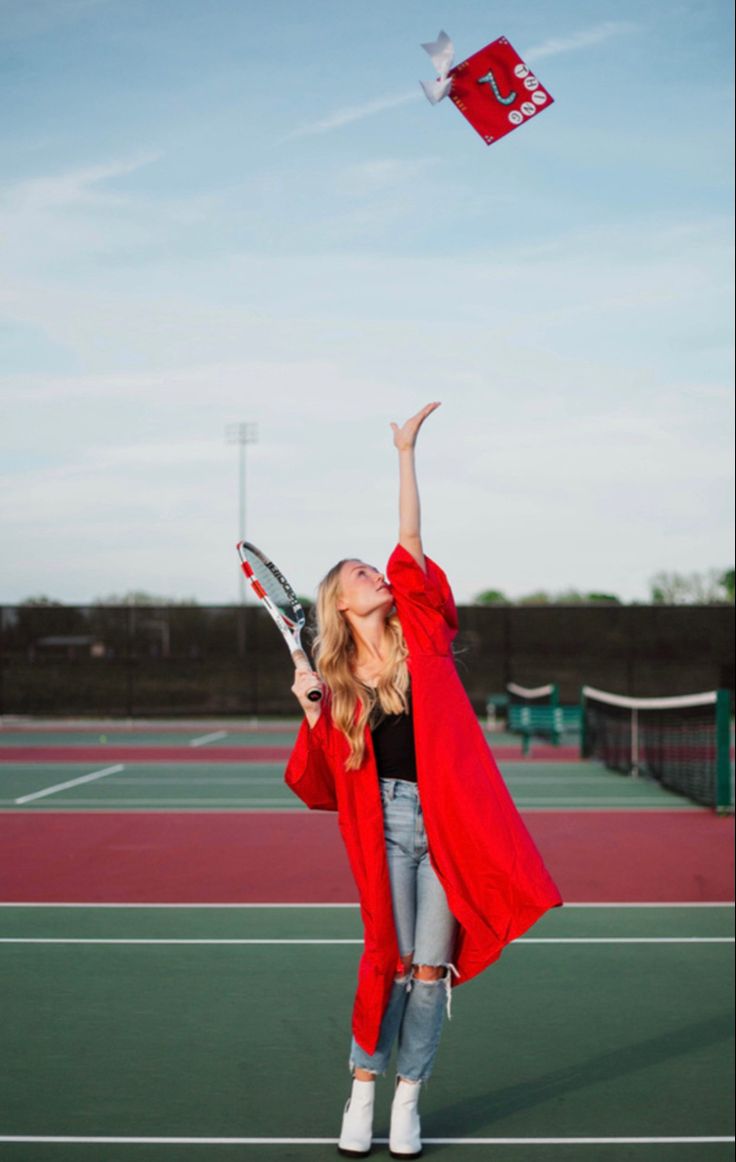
[{"xmin": 420, "ymin": 30, "xmax": 455, "ymax": 104}]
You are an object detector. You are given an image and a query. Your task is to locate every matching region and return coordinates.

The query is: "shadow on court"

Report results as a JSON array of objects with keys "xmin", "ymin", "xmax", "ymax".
[{"xmin": 435, "ymin": 1013, "xmax": 733, "ymax": 1134}]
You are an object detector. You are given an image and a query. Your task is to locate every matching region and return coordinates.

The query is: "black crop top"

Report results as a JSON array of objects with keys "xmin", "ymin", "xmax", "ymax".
[{"xmin": 369, "ymin": 685, "xmax": 417, "ymax": 782}]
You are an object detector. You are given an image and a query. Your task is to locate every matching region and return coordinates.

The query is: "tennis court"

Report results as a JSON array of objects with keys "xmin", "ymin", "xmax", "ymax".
[
  {"xmin": 1, "ymin": 719, "xmax": 733, "ymax": 1159},
  {"xmin": 0, "ymin": 720, "xmax": 722, "ymax": 811}
]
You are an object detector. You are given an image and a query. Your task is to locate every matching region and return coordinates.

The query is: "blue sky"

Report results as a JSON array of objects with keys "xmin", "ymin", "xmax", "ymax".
[{"xmin": 1, "ymin": 0, "xmax": 733, "ymax": 603}]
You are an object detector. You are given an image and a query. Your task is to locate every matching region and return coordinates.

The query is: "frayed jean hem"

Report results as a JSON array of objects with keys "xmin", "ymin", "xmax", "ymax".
[{"xmin": 348, "ymin": 962, "xmax": 460, "ymax": 1086}]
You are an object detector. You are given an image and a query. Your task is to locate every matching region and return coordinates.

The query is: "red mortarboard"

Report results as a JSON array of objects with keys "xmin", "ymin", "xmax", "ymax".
[{"xmin": 421, "ymin": 30, "xmax": 554, "ymax": 145}]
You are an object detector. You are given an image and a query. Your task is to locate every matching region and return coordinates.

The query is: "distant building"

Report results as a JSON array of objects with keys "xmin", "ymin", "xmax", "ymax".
[{"xmin": 33, "ymin": 636, "xmax": 106, "ymax": 660}]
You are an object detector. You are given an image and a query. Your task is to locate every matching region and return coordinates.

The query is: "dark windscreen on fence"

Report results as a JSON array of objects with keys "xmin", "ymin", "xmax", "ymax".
[
  {"xmin": 0, "ymin": 604, "xmax": 297, "ymax": 717},
  {"xmin": 1, "ymin": 604, "xmax": 732, "ymax": 718}
]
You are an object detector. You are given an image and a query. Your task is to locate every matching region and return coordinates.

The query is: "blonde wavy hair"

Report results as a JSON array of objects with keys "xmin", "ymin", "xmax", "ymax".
[{"xmin": 313, "ymin": 559, "xmax": 409, "ymax": 769}]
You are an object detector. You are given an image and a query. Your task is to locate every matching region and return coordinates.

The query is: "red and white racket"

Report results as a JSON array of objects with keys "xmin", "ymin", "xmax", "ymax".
[{"xmin": 236, "ymin": 541, "xmax": 322, "ymax": 702}]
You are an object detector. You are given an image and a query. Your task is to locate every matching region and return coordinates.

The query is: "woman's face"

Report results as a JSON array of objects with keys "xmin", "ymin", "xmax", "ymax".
[{"xmin": 337, "ymin": 560, "xmax": 393, "ymax": 618}]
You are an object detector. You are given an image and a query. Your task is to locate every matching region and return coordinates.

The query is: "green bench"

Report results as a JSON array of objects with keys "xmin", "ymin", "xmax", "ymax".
[{"xmin": 507, "ymin": 704, "xmax": 582, "ymax": 754}]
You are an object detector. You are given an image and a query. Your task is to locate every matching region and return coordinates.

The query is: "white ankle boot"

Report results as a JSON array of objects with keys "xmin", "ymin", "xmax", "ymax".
[
  {"xmin": 338, "ymin": 1077, "xmax": 375, "ymax": 1157},
  {"xmin": 389, "ymin": 1077, "xmax": 422, "ymax": 1158}
]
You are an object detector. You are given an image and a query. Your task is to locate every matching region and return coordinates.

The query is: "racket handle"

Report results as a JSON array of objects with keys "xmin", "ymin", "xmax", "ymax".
[{"xmin": 293, "ymin": 650, "xmax": 323, "ymax": 703}]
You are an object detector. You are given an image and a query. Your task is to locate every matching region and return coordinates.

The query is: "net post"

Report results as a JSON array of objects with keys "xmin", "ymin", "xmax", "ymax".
[
  {"xmin": 521, "ymin": 706, "xmax": 530, "ymax": 756},
  {"xmin": 579, "ymin": 687, "xmax": 588, "ymax": 758},
  {"xmin": 550, "ymin": 683, "xmax": 560, "ymax": 710},
  {"xmin": 630, "ymin": 707, "xmax": 639, "ymax": 778},
  {"xmin": 715, "ymin": 689, "xmax": 732, "ymax": 812}
]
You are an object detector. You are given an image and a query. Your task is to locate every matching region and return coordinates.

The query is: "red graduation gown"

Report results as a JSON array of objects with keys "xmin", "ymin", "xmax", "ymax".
[{"xmin": 284, "ymin": 544, "xmax": 562, "ymax": 1055}]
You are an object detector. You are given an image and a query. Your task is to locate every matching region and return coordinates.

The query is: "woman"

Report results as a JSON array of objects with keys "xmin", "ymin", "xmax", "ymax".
[{"xmin": 285, "ymin": 402, "xmax": 562, "ymax": 1159}]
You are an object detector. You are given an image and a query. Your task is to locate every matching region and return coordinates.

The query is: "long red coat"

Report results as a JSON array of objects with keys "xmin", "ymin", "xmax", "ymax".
[{"xmin": 284, "ymin": 544, "xmax": 562, "ymax": 1055}]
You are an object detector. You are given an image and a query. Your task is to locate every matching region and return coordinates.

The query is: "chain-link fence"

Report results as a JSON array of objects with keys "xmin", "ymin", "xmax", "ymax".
[{"xmin": 0, "ymin": 604, "xmax": 733, "ymax": 717}]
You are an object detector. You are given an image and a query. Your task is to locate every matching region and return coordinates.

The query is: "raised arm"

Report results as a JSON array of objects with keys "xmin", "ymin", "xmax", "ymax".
[{"xmin": 390, "ymin": 402, "xmax": 441, "ymax": 572}]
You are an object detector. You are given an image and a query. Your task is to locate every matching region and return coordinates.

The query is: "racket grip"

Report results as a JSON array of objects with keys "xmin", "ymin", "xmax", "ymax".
[{"xmin": 293, "ymin": 650, "xmax": 323, "ymax": 703}]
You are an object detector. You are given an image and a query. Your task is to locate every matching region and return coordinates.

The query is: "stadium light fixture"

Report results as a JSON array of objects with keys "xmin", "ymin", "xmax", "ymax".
[{"xmin": 225, "ymin": 422, "xmax": 259, "ymax": 604}]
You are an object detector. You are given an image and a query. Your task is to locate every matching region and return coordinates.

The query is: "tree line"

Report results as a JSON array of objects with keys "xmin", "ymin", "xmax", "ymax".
[
  {"xmin": 14, "ymin": 568, "xmax": 735, "ymax": 608},
  {"xmin": 472, "ymin": 567, "xmax": 734, "ymax": 606}
]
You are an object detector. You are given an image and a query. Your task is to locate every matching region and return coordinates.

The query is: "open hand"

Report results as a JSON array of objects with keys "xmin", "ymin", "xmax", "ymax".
[{"xmin": 390, "ymin": 402, "xmax": 441, "ymax": 452}]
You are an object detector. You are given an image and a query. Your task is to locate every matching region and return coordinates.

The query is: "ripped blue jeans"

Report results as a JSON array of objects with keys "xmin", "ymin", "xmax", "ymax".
[{"xmin": 349, "ymin": 777, "xmax": 459, "ymax": 1085}]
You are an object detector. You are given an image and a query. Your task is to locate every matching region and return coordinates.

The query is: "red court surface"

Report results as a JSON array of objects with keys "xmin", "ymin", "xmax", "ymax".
[
  {"xmin": 0, "ymin": 721, "xmax": 297, "ymax": 733},
  {"xmin": 0, "ymin": 744, "xmax": 581, "ymax": 762},
  {"xmin": 0, "ymin": 809, "xmax": 732, "ymax": 904}
]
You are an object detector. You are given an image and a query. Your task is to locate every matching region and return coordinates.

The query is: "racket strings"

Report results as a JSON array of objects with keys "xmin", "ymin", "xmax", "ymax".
[{"xmin": 239, "ymin": 546, "xmax": 305, "ymax": 632}]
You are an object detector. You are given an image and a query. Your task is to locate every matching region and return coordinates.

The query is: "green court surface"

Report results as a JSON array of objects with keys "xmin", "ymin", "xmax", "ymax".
[
  {"xmin": 0, "ymin": 904, "xmax": 733, "ymax": 1161},
  {"xmin": 0, "ymin": 725, "xmax": 564, "ymax": 750},
  {"xmin": 0, "ymin": 728, "xmax": 302, "ymax": 748},
  {"xmin": 0, "ymin": 759, "xmax": 706, "ymax": 811}
]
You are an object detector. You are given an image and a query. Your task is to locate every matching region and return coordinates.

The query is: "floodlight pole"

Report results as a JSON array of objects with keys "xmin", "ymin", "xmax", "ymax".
[{"xmin": 226, "ymin": 422, "xmax": 259, "ymax": 604}]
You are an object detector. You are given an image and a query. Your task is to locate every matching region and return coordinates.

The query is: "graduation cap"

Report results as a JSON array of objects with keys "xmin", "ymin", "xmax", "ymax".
[{"xmin": 421, "ymin": 30, "xmax": 554, "ymax": 145}]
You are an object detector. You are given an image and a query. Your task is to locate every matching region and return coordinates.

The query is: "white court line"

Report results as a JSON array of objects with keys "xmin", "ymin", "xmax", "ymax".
[
  {"xmin": 10, "ymin": 798, "xmax": 292, "ymax": 806},
  {"xmin": 1, "ymin": 937, "xmax": 732, "ymax": 945},
  {"xmin": 0, "ymin": 1135, "xmax": 732, "ymax": 1145},
  {"xmin": 0, "ymin": 806, "xmax": 704, "ymax": 817},
  {"xmin": 0, "ymin": 902, "xmax": 358, "ymax": 908},
  {"xmin": 14, "ymin": 765, "xmax": 125, "ymax": 805},
  {"xmin": 0, "ymin": 938, "xmax": 364, "ymax": 945},
  {"xmin": 0, "ymin": 901, "xmax": 732, "ymax": 908},
  {"xmin": 3, "ymin": 797, "xmax": 698, "ymax": 807},
  {"xmin": 109, "ymin": 777, "xmax": 282, "ymax": 785},
  {"xmin": 1, "ymin": 762, "xmax": 283, "ymax": 768},
  {"xmin": 105, "ymin": 776, "xmax": 628, "ymax": 786},
  {"xmin": 512, "ymin": 798, "xmax": 695, "ymax": 806},
  {"xmin": 0, "ymin": 806, "xmax": 319, "ymax": 813},
  {"xmin": 503, "ymin": 776, "xmax": 629, "ymax": 783},
  {"xmin": 189, "ymin": 730, "xmax": 228, "ymax": 747}
]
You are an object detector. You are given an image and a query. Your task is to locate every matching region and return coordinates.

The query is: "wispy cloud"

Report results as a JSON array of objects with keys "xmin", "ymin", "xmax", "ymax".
[
  {"xmin": 335, "ymin": 157, "xmax": 437, "ymax": 196},
  {"xmin": 0, "ymin": 153, "xmax": 165, "ymax": 276},
  {"xmin": 2, "ymin": 153, "xmax": 161, "ymax": 211},
  {"xmin": 289, "ymin": 90, "xmax": 420, "ymax": 138},
  {"xmin": 524, "ymin": 21, "xmax": 638, "ymax": 62}
]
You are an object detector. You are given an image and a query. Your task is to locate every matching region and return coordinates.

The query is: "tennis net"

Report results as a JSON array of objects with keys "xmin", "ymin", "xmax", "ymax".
[
  {"xmin": 507, "ymin": 682, "xmax": 559, "ymax": 708},
  {"xmin": 581, "ymin": 686, "xmax": 733, "ymax": 810}
]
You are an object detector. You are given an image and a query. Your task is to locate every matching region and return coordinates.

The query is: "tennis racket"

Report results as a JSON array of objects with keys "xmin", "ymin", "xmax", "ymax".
[{"xmin": 236, "ymin": 541, "xmax": 323, "ymax": 702}]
